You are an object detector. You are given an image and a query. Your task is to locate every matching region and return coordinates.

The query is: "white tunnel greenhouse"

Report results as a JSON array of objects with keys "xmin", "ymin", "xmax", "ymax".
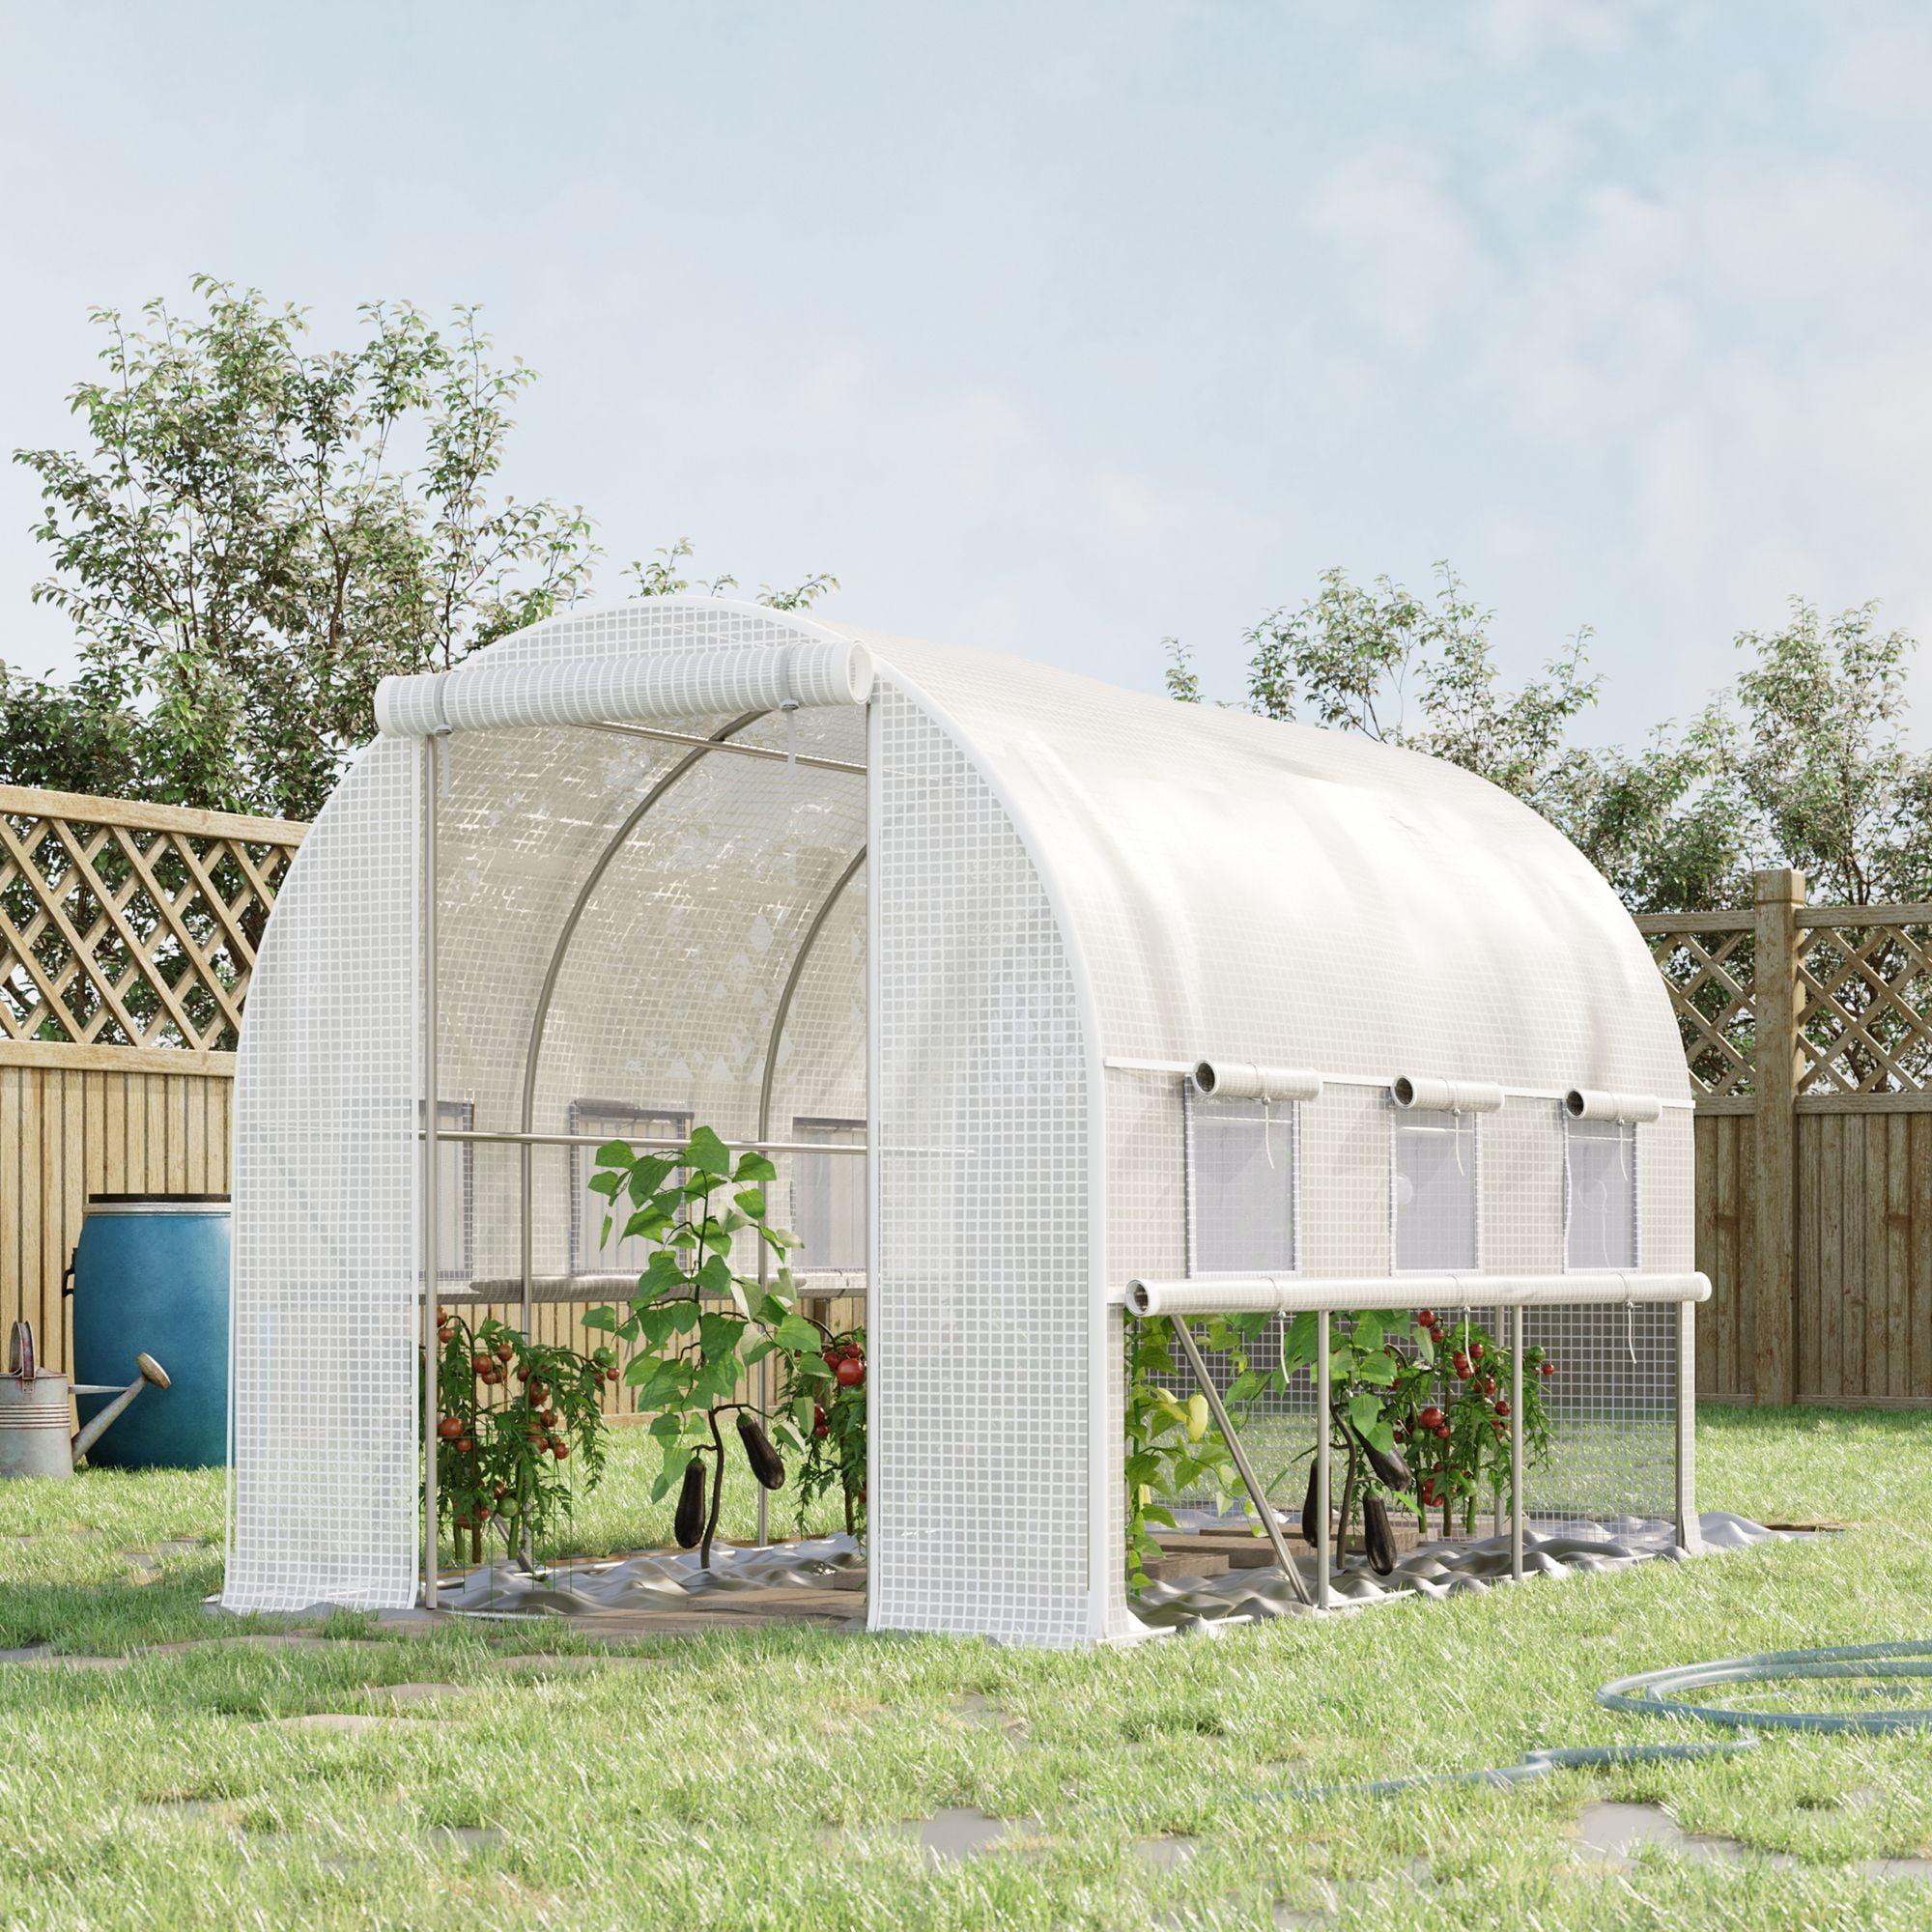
[{"xmin": 222, "ymin": 596, "xmax": 1708, "ymax": 1646}]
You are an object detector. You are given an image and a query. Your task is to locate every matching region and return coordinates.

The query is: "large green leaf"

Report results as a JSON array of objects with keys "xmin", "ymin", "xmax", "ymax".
[
  {"xmin": 734, "ymin": 1150, "xmax": 777, "ymax": 1184},
  {"xmin": 581, "ymin": 1305, "xmax": 618, "ymax": 1332},
  {"xmin": 626, "ymin": 1155, "xmax": 677, "ymax": 1203},
  {"xmin": 685, "ymin": 1125, "xmax": 733, "ymax": 1177},
  {"xmin": 594, "ymin": 1139, "xmax": 636, "ymax": 1170},
  {"xmin": 1347, "ymin": 1392, "xmax": 1387, "ymax": 1440},
  {"xmin": 585, "ymin": 1170, "xmax": 622, "ymax": 1199},
  {"xmin": 775, "ymin": 1313, "xmax": 821, "ymax": 1355},
  {"xmin": 698, "ymin": 1313, "xmax": 747, "ymax": 1360}
]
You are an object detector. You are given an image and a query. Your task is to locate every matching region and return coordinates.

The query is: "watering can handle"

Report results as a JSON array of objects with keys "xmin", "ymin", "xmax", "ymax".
[{"xmin": 7, "ymin": 1321, "xmax": 35, "ymax": 1381}]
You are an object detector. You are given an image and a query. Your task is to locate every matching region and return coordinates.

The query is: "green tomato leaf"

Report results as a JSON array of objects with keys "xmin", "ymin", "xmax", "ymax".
[
  {"xmin": 733, "ymin": 1188, "xmax": 766, "ymax": 1219},
  {"xmin": 581, "ymin": 1305, "xmax": 617, "ymax": 1331},
  {"xmin": 594, "ymin": 1139, "xmax": 636, "ymax": 1170},
  {"xmin": 586, "ymin": 1170, "xmax": 622, "ymax": 1199},
  {"xmin": 734, "ymin": 1150, "xmax": 778, "ymax": 1184}
]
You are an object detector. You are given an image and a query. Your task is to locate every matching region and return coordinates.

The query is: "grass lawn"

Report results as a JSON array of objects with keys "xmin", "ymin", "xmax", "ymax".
[{"xmin": 1, "ymin": 1406, "xmax": 1929, "ymax": 1929}]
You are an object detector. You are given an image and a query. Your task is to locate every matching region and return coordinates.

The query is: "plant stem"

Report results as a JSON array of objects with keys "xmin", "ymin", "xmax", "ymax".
[
  {"xmin": 698, "ymin": 1409, "xmax": 727, "ymax": 1569},
  {"xmin": 1335, "ymin": 1427, "xmax": 1359, "ymax": 1565}
]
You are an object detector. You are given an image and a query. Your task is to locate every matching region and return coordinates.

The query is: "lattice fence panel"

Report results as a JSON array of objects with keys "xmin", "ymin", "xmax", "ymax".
[
  {"xmin": 1796, "ymin": 913, "xmax": 1932, "ymax": 1095},
  {"xmin": 1634, "ymin": 916, "xmax": 1756, "ymax": 1098},
  {"xmin": 0, "ymin": 791, "xmax": 302, "ymax": 1052}
]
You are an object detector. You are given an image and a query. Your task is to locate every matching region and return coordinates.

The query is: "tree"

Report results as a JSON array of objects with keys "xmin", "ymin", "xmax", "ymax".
[
  {"xmin": 1172, "ymin": 563, "xmax": 1599, "ymax": 818},
  {"xmin": 624, "ymin": 535, "xmax": 838, "ymax": 613},
  {"xmin": 9, "ymin": 277, "xmax": 597, "ymax": 818},
  {"xmin": 1172, "ymin": 571, "xmax": 1932, "ymax": 914}
]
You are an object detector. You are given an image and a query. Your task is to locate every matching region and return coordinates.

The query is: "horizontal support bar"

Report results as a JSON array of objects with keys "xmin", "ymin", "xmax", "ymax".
[
  {"xmin": 442, "ymin": 1266, "xmax": 869, "ymax": 1305},
  {"xmin": 579, "ymin": 720, "xmax": 866, "ymax": 776},
  {"xmin": 425, "ymin": 1128, "xmax": 866, "ymax": 1155},
  {"xmin": 1123, "ymin": 1270, "xmax": 1712, "ymax": 1319}
]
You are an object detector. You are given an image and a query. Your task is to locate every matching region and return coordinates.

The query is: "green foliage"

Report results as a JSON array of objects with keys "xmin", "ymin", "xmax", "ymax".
[
  {"xmin": 779, "ymin": 1324, "xmax": 867, "ymax": 1535},
  {"xmin": 8, "ymin": 276, "xmax": 598, "ymax": 818},
  {"xmin": 1172, "ymin": 568, "xmax": 1932, "ymax": 916},
  {"xmin": 431, "ymin": 1310, "xmax": 611, "ymax": 1566},
  {"xmin": 589, "ymin": 1127, "xmax": 855, "ymax": 1567},
  {"xmin": 623, "ymin": 535, "xmax": 839, "ymax": 613},
  {"xmin": 1124, "ymin": 1313, "xmax": 1278, "ymax": 1585}
]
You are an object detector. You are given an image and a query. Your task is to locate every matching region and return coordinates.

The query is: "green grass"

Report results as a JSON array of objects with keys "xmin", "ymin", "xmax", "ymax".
[{"xmin": 1, "ymin": 1407, "xmax": 1929, "ymax": 1929}]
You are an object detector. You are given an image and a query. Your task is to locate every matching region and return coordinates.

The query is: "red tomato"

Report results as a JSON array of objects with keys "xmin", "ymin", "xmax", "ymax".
[{"xmin": 835, "ymin": 1356, "xmax": 865, "ymax": 1388}]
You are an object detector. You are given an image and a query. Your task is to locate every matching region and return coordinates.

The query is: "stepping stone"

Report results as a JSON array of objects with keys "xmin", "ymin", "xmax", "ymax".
[
  {"xmin": 427, "ymin": 1824, "xmax": 503, "ymax": 1853},
  {"xmin": 956, "ymin": 1692, "xmax": 1027, "ymax": 1737},
  {"xmin": 492, "ymin": 1652, "xmax": 661, "ymax": 1674},
  {"xmin": 904, "ymin": 1808, "xmax": 1010, "ymax": 1863},
  {"xmin": 270, "ymin": 1713, "xmax": 451, "ymax": 1735},
  {"xmin": 363, "ymin": 1681, "xmax": 467, "ymax": 1705},
  {"xmin": 0, "ymin": 1645, "xmax": 129, "ymax": 1669},
  {"xmin": 1136, "ymin": 1836, "xmax": 1197, "ymax": 1870}
]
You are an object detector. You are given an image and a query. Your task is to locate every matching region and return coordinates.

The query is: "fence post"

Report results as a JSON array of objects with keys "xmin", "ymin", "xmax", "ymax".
[{"xmin": 1750, "ymin": 867, "xmax": 1805, "ymax": 1406}]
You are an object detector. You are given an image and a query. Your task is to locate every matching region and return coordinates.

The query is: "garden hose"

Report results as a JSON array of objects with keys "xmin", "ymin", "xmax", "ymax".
[
  {"xmin": 1263, "ymin": 1642, "xmax": 1932, "ymax": 1804},
  {"xmin": 1598, "ymin": 1640, "xmax": 1932, "ymax": 1734}
]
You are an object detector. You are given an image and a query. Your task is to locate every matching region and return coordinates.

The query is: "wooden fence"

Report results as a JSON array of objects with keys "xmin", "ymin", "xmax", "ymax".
[
  {"xmin": 1639, "ymin": 869, "xmax": 1932, "ymax": 1407},
  {"xmin": 5, "ymin": 786, "xmax": 1926, "ymax": 1407},
  {"xmin": 1, "ymin": 784, "xmax": 301, "ymax": 1372}
]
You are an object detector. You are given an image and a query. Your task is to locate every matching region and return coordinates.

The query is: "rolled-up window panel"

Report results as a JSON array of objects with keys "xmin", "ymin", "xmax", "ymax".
[
  {"xmin": 1191, "ymin": 1060, "xmax": 1322, "ymax": 1103},
  {"xmin": 375, "ymin": 639, "xmax": 874, "ymax": 738},
  {"xmin": 1565, "ymin": 1088, "xmax": 1664, "ymax": 1123},
  {"xmin": 1390, "ymin": 1074, "xmax": 1506, "ymax": 1114},
  {"xmin": 1127, "ymin": 1271, "xmax": 1710, "ymax": 1318}
]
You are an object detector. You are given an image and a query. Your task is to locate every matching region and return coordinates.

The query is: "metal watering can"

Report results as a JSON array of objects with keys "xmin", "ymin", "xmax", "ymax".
[{"xmin": 0, "ymin": 1321, "xmax": 170, "ymax": 1480}]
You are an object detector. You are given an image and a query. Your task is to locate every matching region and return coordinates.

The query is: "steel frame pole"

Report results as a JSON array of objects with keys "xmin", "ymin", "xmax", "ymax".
[
  {"xmin": 1315, "ymin": 1310, "xmax": 1332, "ymax": 1610},
  {"xmin": 1676, "ymin": 1299, "xmax": 1703, "ymax": 1553},
  {"xmin": 1509, "ymin": 1304, "xmax": 1525, "ymax": 1580},
  {"xmin": 421, "ymin": 733, "xmax": 442, "ymax": 1610}
]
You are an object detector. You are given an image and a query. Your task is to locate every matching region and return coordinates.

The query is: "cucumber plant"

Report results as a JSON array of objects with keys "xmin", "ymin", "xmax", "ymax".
[
  {"xmin": 1124, "ymin": 1313, "xmax": 1275, "ymax": 1586},
  {"xmin": 585, "ymin": 1125, "xmax": 846, "ymax": 1568}
]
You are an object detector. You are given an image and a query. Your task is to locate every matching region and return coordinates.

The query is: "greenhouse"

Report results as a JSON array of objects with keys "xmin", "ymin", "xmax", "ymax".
[{"xmin": 222, "ymin": 595, "xmax": 1707, "ymax": 1646}]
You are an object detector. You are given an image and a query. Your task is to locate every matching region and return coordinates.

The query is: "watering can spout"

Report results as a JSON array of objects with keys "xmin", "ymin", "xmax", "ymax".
[{"xmin": 71, "ymin": 1354, "xmax": 170, "ymax": 1463}]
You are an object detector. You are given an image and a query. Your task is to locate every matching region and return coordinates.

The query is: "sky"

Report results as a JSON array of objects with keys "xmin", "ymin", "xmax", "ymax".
[{"xmin": 2, "ymin": 0, "xmax": 1929, "ymax": 747}]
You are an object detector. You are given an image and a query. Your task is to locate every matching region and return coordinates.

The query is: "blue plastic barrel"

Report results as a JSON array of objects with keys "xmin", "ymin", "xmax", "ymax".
[{"xmin": 71, "ymin": 1194, "xmax": 230, "ymax": 1468}]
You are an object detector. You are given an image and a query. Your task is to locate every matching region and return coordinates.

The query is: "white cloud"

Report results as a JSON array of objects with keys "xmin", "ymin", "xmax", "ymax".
[{"xmin": 1304, "ymin": 148, "xmax": 1492, "ymax": 348}]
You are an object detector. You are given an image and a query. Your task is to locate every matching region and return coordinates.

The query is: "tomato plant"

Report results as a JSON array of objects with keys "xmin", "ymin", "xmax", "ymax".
[
  {"xmin": 430, "ymin": 1309, "xmax": 610, "ymax": 1566},
  {"xmin": 586, "ymin": 1125, "xmax": 839, "ymax": 1568},
  {"xmin": 779, "ymin": 1326, "xmax": 867, "ymax": 1535},
  {"xmin": 1279, "ymin": 1308, "xmax": 1555, "ymax": 1549}
]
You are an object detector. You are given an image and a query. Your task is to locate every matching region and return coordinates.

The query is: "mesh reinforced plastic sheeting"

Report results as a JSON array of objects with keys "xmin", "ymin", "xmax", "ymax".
[
  {"xmin": 869, "ymin": 684, "xmax": 1117, "ymax": 1645},
  {"xmin": 228, "ymin": 597, "xmax": 1700, "ymax": 1633},
  {"xmin": 224, "ymin": 735, "xmax": 421, "ymax": 1610}
]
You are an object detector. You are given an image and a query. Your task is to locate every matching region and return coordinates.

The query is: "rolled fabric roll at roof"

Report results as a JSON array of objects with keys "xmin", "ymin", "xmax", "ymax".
[
  {"xmin": 374, "ymin": 639, "xmax": 873, "ymax": 737},
  {"xmin": 1191, "ymin": 1059, "xmax": 1322, "ymax": 1102},
  {"xmin": 1390, "ymin": 1073, "xmax": 1506, "ymax": 1114}
]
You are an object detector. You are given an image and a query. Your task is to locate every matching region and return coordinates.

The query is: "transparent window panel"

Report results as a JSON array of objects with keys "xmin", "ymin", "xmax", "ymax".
[
  {"xmin": 1187, "ymin": 1092, "xmax": 1296, "ymax": 1273},
  {"xmin": 566, "ymin": 1101, "xmax": 691, "ymax": 1276},
  {"xmin": 1565, "ymin": 1118, "xmax": 1637, "ymax": 1270},
  {"xmin": 790, "ymin": 1117, "xmax": 867, "ymax": 1274},
  {"xmin": 1393, "ymin": 1111, "xmax": 1479, "ymax": 1270}
]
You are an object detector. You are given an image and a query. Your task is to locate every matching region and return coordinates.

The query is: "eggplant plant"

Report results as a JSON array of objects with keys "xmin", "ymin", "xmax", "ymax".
[{"xmin": 586, "ymin": 1125, "xmax": 847, "ymax": 1567}]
